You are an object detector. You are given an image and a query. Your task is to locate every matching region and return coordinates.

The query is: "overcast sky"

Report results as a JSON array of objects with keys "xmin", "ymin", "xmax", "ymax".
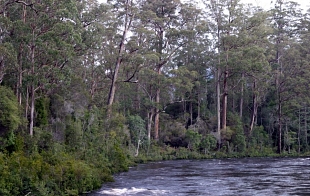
[
  {"xmin": 241, "ymin": 0, "xmax": 309, "ymax": 10},
  {"xmin": 97, "ymin": 0, "xmax": 310, "ymax": 11}
]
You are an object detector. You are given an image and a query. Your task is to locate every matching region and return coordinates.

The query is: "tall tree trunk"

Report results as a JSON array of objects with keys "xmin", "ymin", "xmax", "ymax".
[
  {"xmin": 29, "ymin": 34, "xmax": 35, "ymax": 136},
  {"xmin": 154, "ymin": 67, "xmax": 161, "ymax": 140},
  {"xmin": 107, "ymin": 35, "xmax": 126, "ymax": 114},
  {"xmin": 278, "ymin": 96, "xmax": 282, "ymax": 154},
  {"xmin": 90, "ymin": 59, "xmax": 96, "ymax": 101},
  {"xmin": 190, "ymin": 98, "xmax": 193, "ymax": 126},
  {"xmin": 25, "ymin": 86, "xmax": 29, "ymax": 120},
  {"xmin": 221, "ymin": 69, "xmax": 228, "ymax": 130},
  {"xmin": 154, "ymin": 25, "xmax": 164, "ymax": 140},
  {"xmin": 221, "ymin": 21, "xmax": 230, "ymax": 130},
  {"xmin": 17, "ymin": 5, "xmax": 27, "ymax": 105},
  {"xmin": 147, "ymin": 109, "xmax": 154, "ymax": 145},
  {"xmin": 29, "ymin": 85, "xmax": 35, "ymax": 136},
  {"xmin": 197, "ymin": 90, "xmax": 201, "ymax": 120},
  {"xmin": 17, "ymin": 44, "xmax": 23, "ymax": 105},
  {"xmin": 216, "ymin": 66, "xmax": 221, "ymax": 146},
  {"xmin": 239, "ymin": 72, "xmax": 244, "ymax": 119},
  {"xmin": 285, "ymin": 120, "xmax": 289, "ymax": 153},
  {"xmin": 215, "ymin": 12, "xmax": 222, "ymax": 148},
  {"xmin": 249, "ymin": 80, "xmax": 258, "ymax": 134},
  {"xmin": 107, "ymin": 0, "xmax": 133, "ymax": 116},
  {"xmin": 136, "ymin": 76, "xmax": 141, "ymax": 111}
]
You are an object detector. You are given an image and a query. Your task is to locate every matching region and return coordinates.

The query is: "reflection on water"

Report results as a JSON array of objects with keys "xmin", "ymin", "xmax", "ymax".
[{"xmin": 88, "ymin": 157, "xmax": 310, "ymax": 196}]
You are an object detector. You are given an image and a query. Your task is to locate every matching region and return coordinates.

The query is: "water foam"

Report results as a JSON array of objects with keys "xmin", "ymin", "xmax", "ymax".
[{"xmin": 99, "ymin": 187, "xmax": 167, "ymax": 195}]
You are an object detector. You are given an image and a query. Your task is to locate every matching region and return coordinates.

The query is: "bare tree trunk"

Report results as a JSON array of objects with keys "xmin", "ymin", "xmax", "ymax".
[
  {"xmin": 249, "ymin": 80, "xmax": 258, "ymax": 134},
  {"xmin": 17, "ymin": 61, "xmax": 23, "ymax": 105},
  {"xmin": 190, "ymin": 98, "xmax": 193, "ymax": 126},
  {"xmin": 232, "ymin": 88, "xmax": 235, "ymax": 113},
  {"xmin": 136, "ymin": 76, "xmax": 141, "ymax": 111},
  {"xmin": 107, "ymin": 0, "xmax": 133, "ymax": 116},
  {"xmin": 285, "ymin": 120, "xmax": 289, "ymax": 153},
  {"xmin": 278, "ymin": 97, "xmax": 282, "ymax": 154},
  {"xmin": 29, "ymin": 85, "xmax": 35, "ymax": 136},
  {"xmin": 216, "ymin": 67, "xmax": 221, "ymax": 146},
  {"xmin": 29, "ymin": 34, "xmax": 35, "ymax": 136},
  {"xmin": 197, "ymin": 90, "xmax": 201, "ymax": 119},
  {"xmin": 16, "ymin": 5, "xmax": 27, "ymax": 104},
  {"xmin": 221, "ymin": 69, "xmax": 228, "ymax": 130},
  {"xmin": 135, "ymin": 139, "xmax": 141, "ymax": 157},
  {"xmin": 239, "ymin": 72, "xmax": 244, "ymax": 119},
  {"xmin": 25, "ymin": 86, "xmax": 29, "ymax": 120},
  {"xmin": 215, "ymin": 14, "xmax": 222, "ymax": 148},
  {"xmin": 147, "ymin": 109, "xmax": 154, "ymax": 145},
  {"xmin": 154, "ymin": 82, "xmax": 160, "ymax": 140}
]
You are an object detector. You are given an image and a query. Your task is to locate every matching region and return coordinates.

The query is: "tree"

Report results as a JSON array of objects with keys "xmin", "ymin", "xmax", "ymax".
[
  {"xmin": 200, "ymin": 134, "xmax": 217, "ymax": 154},
  {"xmin": 238, "ymin": 10, "xmax": 272, "ymax": 135},
  {"xmin": 128, "ymin": 115, "xmax": 146, "ymax": 156},
  {"xmin": 138, "ymin": 0, "xmax": 194, "ymax": 140},
  {"xmin": 171, "ymin": 2, "xmax": 209, "ymax": 124},
  {"xmin": 270, "ymin": 0, "xmax": 304, "ymax": 153},
  {"xmin": 6, "ymin": 0, "xmax": 80, "ymax": 135},
  {"xmin": 0, "ymin": 86, "xmax": 22, "ymax": 153},
  {"xmin": 106, "ymin": 0, "xmax": 137, "ymax": 116}
]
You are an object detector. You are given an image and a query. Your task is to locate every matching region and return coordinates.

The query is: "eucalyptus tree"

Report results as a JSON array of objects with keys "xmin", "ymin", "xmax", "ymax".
[
  {"xmin": 0, "ymin": 42, "xmax": 16, "ymax": 85},
  {"xmin": 270, "ymin": 0, "xmax": 303, "ymax": 153},
  {"xmin": 6, "ymin": 0, "xmax": 81, "ymax": 135},
  {"xmin": 0, "ymin": 1, "xmax": 16, "ymax": 85},
  {"xmin": 277, "ymin": 41, "xmax": 310, "ymax": 152},
  {"xmin": 203, "ymin": 0, "xmax": 224, "ymax": 144},
  {"xmin": 170, "ymin": 2, "xmax": 209, "ymax": 124},
  {"xmin": 75, "ymin": 1, "xmax": 112, "ymax": 104},
  {"xmin": 204, "ymin": 0, "xmax": 254, "ymax": 146},
  {"xmin": 0, "ymin": 0, "xmax": 27, "ymax": 104},
  {"xmin": 106, "ymin": 0, "xmax": 138, "ymax": 116},
  {"xmin": 295, "ymin": 10, "xmax": 310, "ymax": 151},
  {"xmin": 236, "ymin": 9, "xmax": 272, "ymax": 135},
  {"xmin": 136, "ymin": 0, "xmax": 194, "ymax": 140}
]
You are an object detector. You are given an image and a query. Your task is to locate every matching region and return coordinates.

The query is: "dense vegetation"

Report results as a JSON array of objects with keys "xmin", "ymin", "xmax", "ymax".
[{"xmin": 1, "ymin": 0, "xmax": 310, "ymax": 195}]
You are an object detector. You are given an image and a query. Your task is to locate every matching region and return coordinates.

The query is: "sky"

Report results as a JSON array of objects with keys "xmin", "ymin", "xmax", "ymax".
[
  {"xmin": 241, "ymin": 0, "xmax": 309, "ymax": 10},
  {"xmin": 97, "ymin": 0, "xmax": 309, "ymax": 11}
]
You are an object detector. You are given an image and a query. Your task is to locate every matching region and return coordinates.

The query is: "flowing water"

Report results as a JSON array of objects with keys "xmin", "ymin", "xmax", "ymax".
[{"xmin": 88, "ymin": 157, "xmax": 310, "ymax": 195}]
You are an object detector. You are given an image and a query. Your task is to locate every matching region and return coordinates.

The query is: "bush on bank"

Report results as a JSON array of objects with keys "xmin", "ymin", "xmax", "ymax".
[{"xmin": 0, "ymin": 86, "xmax": 306, "ymax": 196}]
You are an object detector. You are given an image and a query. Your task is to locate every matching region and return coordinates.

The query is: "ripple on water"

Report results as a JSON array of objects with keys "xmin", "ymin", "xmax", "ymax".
[
  {"xmin": 88, "ymin": 157, "xmax": 310, "ymax": 196},
  {"xmin": 98, "ymin": 187, "xmax": 168, "ymax": 195}
]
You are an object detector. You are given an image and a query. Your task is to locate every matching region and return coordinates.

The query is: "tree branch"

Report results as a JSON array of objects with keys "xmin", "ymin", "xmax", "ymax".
[{"xmin": 15, "ymin": 0, "xmax": 38, "ymax": 14}]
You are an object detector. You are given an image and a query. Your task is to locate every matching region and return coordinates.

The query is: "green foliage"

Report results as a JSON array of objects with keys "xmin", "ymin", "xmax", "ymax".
[
  {"xmin": 108, "ymin": 143, "xmax": 130, "ymax": 173},
  {"xmin": 127, "ymin": 115, "xmax": 147, "ymax": 147},
  {"xmin": 249, "ymin": 126, "xmax": 270, "ymax": 153},
  {"xmin": 65, "ymin": 119, "xmax": 83, "ymax": 152},
  {"xmin": 185, "ymin": 130, "xmax": 202, "ymax": 150},
  {"xmin": 200, "ymin": 134, "xmax": 217, "ymax": 154},
  {"xmin": 231, "ymin": 128, "xmax": 246, "ymax": 153},
  {"xmin": 226, "ymin": 113, "xmax": 246, "ymax": 153},
  {"xmin": 1, "ymin": 0, "xmax": 310, "ymax": 194},
  {"xmin": 0, "ymin": 86, "xmax": 22, "ymax": 152},
  {"xmin": 35, "ymin": 97, "xmax": 49, "ymax": 127},
  {"xmin": 0, "ymin": 150, "xmax": 109, "ymax": 196},
  {"xmin": 0, "ymin": 86, "xmax": 21, "ymax": 133}
]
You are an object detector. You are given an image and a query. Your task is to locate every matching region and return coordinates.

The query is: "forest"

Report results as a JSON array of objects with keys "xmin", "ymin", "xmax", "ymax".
[{"xmin": 1, "ymin": 0, "xmax": 310, "ymax": 195}]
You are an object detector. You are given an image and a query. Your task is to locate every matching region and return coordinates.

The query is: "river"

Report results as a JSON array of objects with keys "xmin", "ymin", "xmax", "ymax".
[{"xmin": 87, "ymin": 157, "xmax": 310, "ymax": 195}]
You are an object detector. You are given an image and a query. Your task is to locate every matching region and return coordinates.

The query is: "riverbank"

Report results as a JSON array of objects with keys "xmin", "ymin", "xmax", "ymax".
[{"xmin": 1, "ymin": 138, "xmax": 308, "ymax": 196}]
